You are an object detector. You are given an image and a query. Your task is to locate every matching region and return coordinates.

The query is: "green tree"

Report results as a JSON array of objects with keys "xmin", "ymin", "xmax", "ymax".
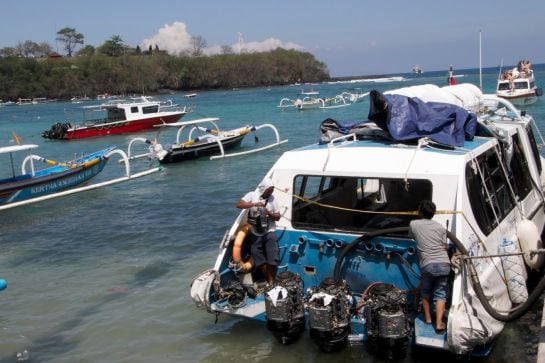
[
  {"xmin": 77, "ymin": 45, "xmax": 96, "ymax": 57},
  {"xmin": 56, "ymin": 27, "xmax": 84, "ymax": 57},
  {"xmin": 98, "ymin": 35, "xmax": 125, "ymax": 56}
]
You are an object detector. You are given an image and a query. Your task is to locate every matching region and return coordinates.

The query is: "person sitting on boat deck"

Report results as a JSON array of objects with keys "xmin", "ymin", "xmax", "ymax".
[
  {"xmin": 409, "ymin": 200, "xmax": 451, "ymax": 334},
  {"xmin": 236, "ymin": 178, "xmax": 281, "ymax": 285},
  {"xmin": 524, "ymin": 60, "xmax": 532, "ymax": 75}
]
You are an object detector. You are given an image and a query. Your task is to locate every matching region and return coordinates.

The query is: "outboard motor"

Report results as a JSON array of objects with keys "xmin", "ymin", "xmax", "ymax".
[
  {"xmin": 264, "ymin": 271, "xmax": 305, "ymax": 344},
  {"xmin": 221, "ymin": 280, "xmax": 257, "ymax": 309},
  {"xmin": 307, "ymin": 277, "xmax": 355, "ymax": 352},
  {"xmin": 363, "ymin": 283, "xmax": 409, "ymax": 359},
  {"xmin": 42, "ymin": 122, "xmax": 71, "ymax": 140}
]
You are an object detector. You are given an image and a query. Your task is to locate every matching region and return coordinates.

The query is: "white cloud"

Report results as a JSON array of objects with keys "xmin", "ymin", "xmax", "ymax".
[
  {"xmin": 232, "ymin": 37, "xmax": 302, "ymax": 54},
  {"xmin": 141, "ymin": 22, "xmax": 192, "ymax": 54},
  {"xmin": 142, "ymin": 21, "xmax": 302, "ymax": 55}
]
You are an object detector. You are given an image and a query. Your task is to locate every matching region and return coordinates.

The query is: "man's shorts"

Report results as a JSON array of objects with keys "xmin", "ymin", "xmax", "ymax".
[
  {"xmin": 421, "ymin": 262, "xmax": 451, "ymax": 301},
  {"xmin": 249, "ymin": 232, "xmax": 279, "ymax": 267}
]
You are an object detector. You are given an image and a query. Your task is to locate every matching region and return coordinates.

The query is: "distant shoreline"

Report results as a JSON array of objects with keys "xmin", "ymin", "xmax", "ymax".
[{"xmin": 330, "ymin": 74, "xmax": 390, "ymax": 82}]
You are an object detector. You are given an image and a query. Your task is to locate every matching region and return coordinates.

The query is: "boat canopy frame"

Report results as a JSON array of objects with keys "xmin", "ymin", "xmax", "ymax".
[{"xmin": 126, "ymin": 117, "xmax": 288, "ymax": 161}]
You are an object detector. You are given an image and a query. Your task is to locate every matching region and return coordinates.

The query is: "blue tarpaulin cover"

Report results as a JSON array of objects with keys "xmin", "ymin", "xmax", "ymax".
[{"xmin": 368, "ymin": 90, "xmax": 477, "ymax": 147}]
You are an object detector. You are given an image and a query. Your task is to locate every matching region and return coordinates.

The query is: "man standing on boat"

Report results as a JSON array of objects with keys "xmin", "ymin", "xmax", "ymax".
[
  {"xmin": 409, "ymin": 200, "xmax": 451, "ymax": 334},
  {"xmin": 447, "ymin": 66, "xmax": 456, "ymax": 86},
  {"xmin": 236, "ymin": 178, "xmax": 281, "ymax": 285}
]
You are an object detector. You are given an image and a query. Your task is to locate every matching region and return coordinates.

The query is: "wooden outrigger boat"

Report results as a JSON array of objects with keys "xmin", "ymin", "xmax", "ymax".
[
  {"xmin": 0, "ymin": 144, "xmax": 161, "ymax": 211},
  {"xmin": 126, "ymin": 117, "xmax": 288, "ymax": 164}
]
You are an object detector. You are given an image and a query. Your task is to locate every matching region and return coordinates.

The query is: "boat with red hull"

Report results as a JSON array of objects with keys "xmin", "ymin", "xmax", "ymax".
[{"xmin": 42, "ymin": 96, "xmax": 189, "ymax": 140}]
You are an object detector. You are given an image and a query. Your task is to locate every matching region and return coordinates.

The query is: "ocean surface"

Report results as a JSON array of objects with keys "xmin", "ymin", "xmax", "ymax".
[{"xmin": 1, "ymin": 65, "xmax": 544, "ymax": 363}]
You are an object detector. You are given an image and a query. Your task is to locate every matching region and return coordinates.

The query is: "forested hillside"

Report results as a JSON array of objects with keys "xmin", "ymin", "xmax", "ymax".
[{"xmin": 0, "ymin": 49, "xmax": 330, "ymax": 100}]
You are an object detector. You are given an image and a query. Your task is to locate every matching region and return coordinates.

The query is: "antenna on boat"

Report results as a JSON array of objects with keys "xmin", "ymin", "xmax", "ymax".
[
  {"xmin": 237, "ymin": 32, "xmax": 244, "ymax": 54},
  {"xmin": 479, "ymin": 29, "xmax": 483, "ymax": 90},
  {"xmin": 498, "ymin": 58, "xmax": 503, "ymax": 81}
]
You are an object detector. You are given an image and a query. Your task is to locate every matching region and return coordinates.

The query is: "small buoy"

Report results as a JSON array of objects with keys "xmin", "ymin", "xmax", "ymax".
[
  {"xmin": 0, "ymin": 279, "xmax": 7, "ymax": 291},
  {"xmin": 517, "ymin": 219, "xmax": 544, "ymax": 270},
  {"xmin": 499, "ymin": 238, "xmax": 528, "ymax": 304}
]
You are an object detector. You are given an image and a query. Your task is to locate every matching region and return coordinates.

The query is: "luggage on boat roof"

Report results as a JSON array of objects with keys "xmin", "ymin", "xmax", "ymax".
[{"xmin": 386, "ymin": 83, "xmax": 483, "ymax": 113}]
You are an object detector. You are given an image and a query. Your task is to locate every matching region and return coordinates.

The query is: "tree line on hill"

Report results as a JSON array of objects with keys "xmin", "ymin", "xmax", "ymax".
[{"xmin": 0, "ymin": 28, "xmax": 330, "ymax": 101}]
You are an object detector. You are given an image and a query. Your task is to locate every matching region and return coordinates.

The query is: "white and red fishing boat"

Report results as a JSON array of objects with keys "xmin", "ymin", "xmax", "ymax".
[{"xmin": 42, "ymin": 96, "xmax": 189, "ymax": 140}]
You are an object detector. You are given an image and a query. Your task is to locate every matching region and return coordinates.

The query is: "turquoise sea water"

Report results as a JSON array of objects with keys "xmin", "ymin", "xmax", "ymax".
[{"xmin": 0, "ymin": 65, "xmax": 544, "ymax": 363}]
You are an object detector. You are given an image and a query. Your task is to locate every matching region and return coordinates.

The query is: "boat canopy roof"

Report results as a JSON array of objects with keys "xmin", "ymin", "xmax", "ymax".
[
  {"xmin": 273, "ymin": 135, "xmax": 491, "ymax": 179},
  {"xmin": 154, "ymin": 117, "xmax": 220, "ymax": 128},
  {"xmin": 0, "ymin": 144, "xmax": 39, "ymax": 154}
]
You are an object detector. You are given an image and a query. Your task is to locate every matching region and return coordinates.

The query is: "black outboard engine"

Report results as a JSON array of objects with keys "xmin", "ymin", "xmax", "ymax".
[
  {"xmin": 307, "ymin": 277, "xmax": 355, "ymax": 352},
  {"xmin": 363, "ymin": 283, "xmax": 409, "ymax": 359},
  {"xmin": 42, "ymin": 122, "xmax": 71, "ymax": 140},
  {"xmin": 221, "ymin": 280, "xmax": 257, "ymax": 309},
  {"xmin": 264, "ymin": 271, "xmax": 305, "ymax": 344}
]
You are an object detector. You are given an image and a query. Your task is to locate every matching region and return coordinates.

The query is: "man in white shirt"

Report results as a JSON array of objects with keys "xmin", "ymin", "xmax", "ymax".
[{"xmin": 236, "ymin": 178, "xmax": 281, "ymax": 284}]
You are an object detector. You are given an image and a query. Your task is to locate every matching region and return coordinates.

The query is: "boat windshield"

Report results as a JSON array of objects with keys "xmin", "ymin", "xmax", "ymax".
[{"xmin": 292, "ymin": 175, "xmax": 432, "ymax": 233}]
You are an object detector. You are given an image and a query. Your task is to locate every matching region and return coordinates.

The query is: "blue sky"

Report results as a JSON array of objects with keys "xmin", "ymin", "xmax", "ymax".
[{"xmin": 2, "ymin": 0, "xmax": 544, "ymax": 76}]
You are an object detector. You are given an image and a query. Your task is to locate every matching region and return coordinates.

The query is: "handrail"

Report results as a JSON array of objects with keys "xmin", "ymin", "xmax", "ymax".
[
  {"xmin": 328, "ymin": 133, "xmax": 357, "ymax": 146},
  {"xmin": 482, "ymin": 95, "xmax": 523, "ymax": 121},
  {"xmin": 210, "ymin": 124, "xmax": 287, "ymax": 160},
  {"xmin": 126, "ymin": 137, "xmax": 151, "ymax": 160}
]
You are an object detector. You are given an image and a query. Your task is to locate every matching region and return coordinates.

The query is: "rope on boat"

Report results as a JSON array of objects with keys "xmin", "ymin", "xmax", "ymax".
[{"xmin": 285, "ymin": 188, "xmax": 511, "ymax": 269}]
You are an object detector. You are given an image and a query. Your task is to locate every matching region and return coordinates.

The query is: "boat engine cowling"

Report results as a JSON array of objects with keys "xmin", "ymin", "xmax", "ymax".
[
  {"xmin": 307, "ymin": 277, "xmax": 355, "ymax": 352},
  {"xmin": 264, "ymin": 271, "xmax": 305, "ymax": 344},
  {"xmin": 363, "ymin": 283, "xmax": 409, "ymax": 359},
  {"xmin": 42, "ymin": 122, "xmax": 71, "ymax": 140}
]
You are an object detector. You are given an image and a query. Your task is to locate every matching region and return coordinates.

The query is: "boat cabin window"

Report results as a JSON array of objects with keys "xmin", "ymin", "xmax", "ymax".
[
  {"xmin": 131, "ymin": 106, "xmax": 138, "ymax": 113},
  {"xmin": 509, "ymin": 134, "xmax": 533, "ymax": 199},
  {"xmin": 292, "ymin": 175, "xmax": 432, "ymax": 232},
  {"xmin": 527, "ymin": 124, "xmax": 542, "ymax": 174},
  {"xmin": 498, "ymin": 83, "xmax": 511, "ymax": 91},
  {"xmin": 106, "ymin": 108, "xmax": 126, "ymax": 121},
  {"xmin": 514, "ymin": 81, "xmax": 529, "ymax": 90},
  {"xmin": 142, "ymin": 105, "xmax": 159, "ymax": 114},
  {"xmin": 466, "ymin": 147, "xmax": 516, "ymax": 235}
]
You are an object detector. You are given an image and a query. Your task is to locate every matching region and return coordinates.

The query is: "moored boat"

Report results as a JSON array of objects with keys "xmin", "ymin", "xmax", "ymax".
[
  {"xmin": 42, "ymin": 96, "xmax": 189, "ymax": 140},
  {"xmin": 127, "ymin": 117, "xmax": 288, "ymax": 163},
  {"xmin": 0, "ymin": 144, "xmax": 161, "ymax": 210},
  {"xmin": 497, "ymin": 62, "xmax": 542, "ymax": 106},
  {"xmin": 191, "ymin": 83, "xmax": 545, "ymax": 358},
  {"xmin": 278, "ymin": 91, "xmax": 365, "ymax": 111}
]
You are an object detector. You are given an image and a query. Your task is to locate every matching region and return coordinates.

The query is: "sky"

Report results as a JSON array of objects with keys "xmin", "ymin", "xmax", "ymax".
[{"xmin": 1, "ymin": 0, "xmax": 544, "ymax": 77}]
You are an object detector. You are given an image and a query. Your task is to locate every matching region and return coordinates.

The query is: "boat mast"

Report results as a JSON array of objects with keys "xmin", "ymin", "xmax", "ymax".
[{"xmin": 479, "ymin": 29, "xmax": 483, "ymax": 90}]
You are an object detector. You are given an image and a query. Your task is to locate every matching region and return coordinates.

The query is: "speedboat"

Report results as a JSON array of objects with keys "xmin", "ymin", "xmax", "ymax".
[
  {"xmin": 42, "ymin": 96, "xmax": 189, "ymax": 140},
  {"xmin": 0, "ymin": 144, "xmax": 161, "ymax": 210},
  {"xmin": 191, "ymin": 83, "xmax": 545, "ymax": 358},
  {"xmin": 412, "ymin": 65, "xmax": 423, "ymax": 74},
  {"xmin": 496, "ymin": 69, "xmax": 542, "ymax": 106},
  {"xmin": 126, "ymin": 117, "xmax": 287, "ymax": 163}
]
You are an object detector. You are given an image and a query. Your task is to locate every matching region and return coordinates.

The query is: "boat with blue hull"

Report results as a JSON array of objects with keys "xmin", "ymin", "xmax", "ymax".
[
  {"xmin": 191, "ymin": 83, "xmax": 545, "ymax": 358},
  {"xmin": 0, "ymin": 144, "xmax": 162, "ymax": 210}
]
